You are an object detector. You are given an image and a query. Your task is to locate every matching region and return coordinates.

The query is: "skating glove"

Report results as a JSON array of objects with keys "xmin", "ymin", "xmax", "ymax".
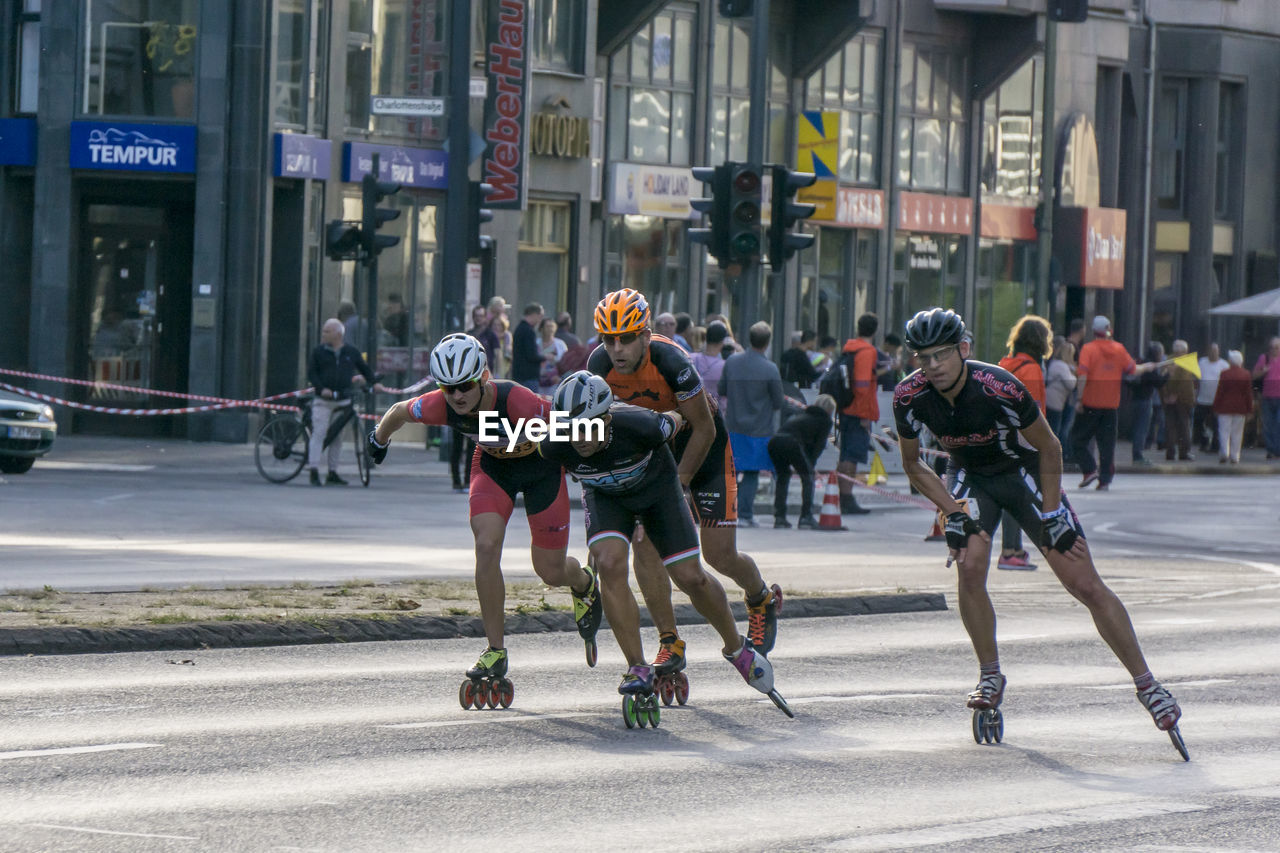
[
  {"xmin": 943, "ymin": 511, "xmax": 982, "ymax": 551},
  {"xmin": 368, "ymin": 429, "xmax": 389, "ymax": 465},
  {"xmin": 1037, "ymin": 505, "xmax": 1080, "ymax": 553}
]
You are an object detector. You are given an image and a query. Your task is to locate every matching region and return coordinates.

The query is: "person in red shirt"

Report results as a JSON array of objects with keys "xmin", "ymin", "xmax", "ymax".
[
  {"xmin": 368, "ymin": 334, "xmax": 600, "ymax": 709},
  {"xmin": 834, "ymin": 313, "xmax": 882, "ymax": 515},
  {"xmin": 1069, "ymin": 316, "xmax": 1154, "ymax": 491},
  {"xmin": 995, "ymin": 315, "xmax": 1051, "ymax": 570},
  {"xmin": 1213, "ymin": 350, "xmax": 1254, "ymax": 464}
]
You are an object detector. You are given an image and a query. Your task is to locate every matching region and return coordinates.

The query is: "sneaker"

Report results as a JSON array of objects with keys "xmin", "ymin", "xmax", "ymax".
[
  {"xmin": 745, "ymin": 583, "xmax": 782, "ymax": 654},
  {"xmin": 840, "ymin": 495, "xmax": 871, "ymax": 515},
  {"xmin": 652, "ymin": 636, "xmax": 686, "ymax": 676},
  {"xmin": 571, "ymin": 565, "xmax": 602, "ymax": 642},
  {"xmin": 326, "ymin": 471, "xmax": 348, "ymax": 486},
  {"xmin": 1219, "ymin": 457, "xmax": 1228, "ymax": 465},
  {"xmin": 773, "ymin": 517, "xmax": 791, "ymax": 529},
  {"xmin": 309, "ymin": 468, "xmax": 322, "ymax": 487},
  {"xmin": 738, "ymin": 518, "xmax": 760, "ymax": 528},
  {"xmin": 796, "ymin": 514, "xmax": 819, "ymax": 529},
  {"xmin": 724, "ymin": 641, "xmax": 775, "ymax": 694},
  {"xmin": 1136, "ymin": 681, "xmax": 1182, "ymax": 731},
  {"xmin": 996, "ymin": 552, "xmax": 1036, "ymax": 571},
  {"xmin": 1079, "ymin": 472, "xmax": 1098, "ymax": 489},
  {"xmin": 1132, "ymin": 458, "xmax": 1152, "ymax": 466},
  {"xmin": 1179, "ymin": 453, "xmax": 1196, "ymax": 462},
  {"xmin": 1096, "ymin": 482, "xmax": 1110, "ymax": 491}
]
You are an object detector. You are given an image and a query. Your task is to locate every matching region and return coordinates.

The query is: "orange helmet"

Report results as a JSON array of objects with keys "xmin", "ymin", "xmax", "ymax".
[{"xmin": 594, "ymin": 289, "xmax": 650, "ymax": 335}]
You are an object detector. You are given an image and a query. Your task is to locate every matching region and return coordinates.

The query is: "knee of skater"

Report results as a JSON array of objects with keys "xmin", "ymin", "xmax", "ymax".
[
  {"xmin": 474, "ymin": 540, "xmax": 502, "ymax": 565},
  {"xmin": 702, "ymin": 545, "xmax": 737, "ymax": 572},
  {"xmin": 595, "ymin": 556, "xmax": 629, "ymax": 584},
  {"xmin": 667, "ymin": 564, "xmax": 707, "ymax": 593}
]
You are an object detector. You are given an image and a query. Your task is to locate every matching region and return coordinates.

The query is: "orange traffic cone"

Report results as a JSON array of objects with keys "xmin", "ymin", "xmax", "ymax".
[
  {"xmin": 817, "ymin": 472, "xmax": 847, "ymax": 531},
  {"xmin": 924, "ymin": 515, "xmax": 945, "ymax": 541}
]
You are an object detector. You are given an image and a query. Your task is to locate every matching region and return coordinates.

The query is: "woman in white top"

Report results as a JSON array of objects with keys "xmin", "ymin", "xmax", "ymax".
[
  {"xmin": 537, "ymin": 317, "xmax": 567, "ymax": 392},
  {"xmin": 1044, "ymin": 335, "xmax": 1078, "ymax": 442}
]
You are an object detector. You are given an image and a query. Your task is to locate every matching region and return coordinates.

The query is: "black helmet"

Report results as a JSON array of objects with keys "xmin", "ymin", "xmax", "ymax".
[{"xmin": 904, "ymin": 308, "xmax": 966, "ymax": 351}]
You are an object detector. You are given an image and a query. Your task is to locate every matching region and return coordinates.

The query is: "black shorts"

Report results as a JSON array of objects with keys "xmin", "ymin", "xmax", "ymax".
[
  {"xmin": 672, "ymin": 413, "xmax": 738, "ymax": 527},
  {"xmin": 949, "ymin": 464, "xmax": 1086, "ymax": 547},
  {"xmin": 581, "ymin": 478, "xmax": 701, "ymax": 566}
]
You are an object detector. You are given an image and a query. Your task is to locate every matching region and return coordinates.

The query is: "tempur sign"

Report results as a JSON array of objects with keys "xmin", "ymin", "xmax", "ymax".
[{"xmin": 70, "ymin": 121, "xmax": 197, "ymax": 174}]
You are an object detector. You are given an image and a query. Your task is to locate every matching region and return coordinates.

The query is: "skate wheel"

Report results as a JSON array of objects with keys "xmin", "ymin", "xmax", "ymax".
[
  {"xmin": 495, "ymin": 677, "xmax": 514, "ymax": 709},
  {"xmin": 992, "ymin": 709, "xmax": 1004, "ymax": 744},
  {"xmin": 659, "ymin": 677, "xmax": 675, "ymax": 706},
  {"xmin": 459, "ymin": 680, "xmax": 475, "ymax": 711},
  {"xmin": 478, "ymin": 679, "xmax": 494, "ymax": 710},
  {"xmin": 622, "ymin": 695, "xmax": 637, "ymax": 729},
  {"xmin": 1168, "ymin": 726, "xmax": 1190, "ymax": 762},
  {"xmin": 584, "ymin": 639, "xmax": 597, "ymax": 669},
  {"xmin": 645, "ymin": 695, "xmax": 661, "ymax": 729},
  {"xmin": 971, "ymin": 709, "xmax": 984, "ymax": 744},
  {"xmin": 768, "ymin": 689, "xmax": 795, "ymax": 719},
  {"xmin": 674, "ymin": 672, "xmax": 689, "ymax": 706}
]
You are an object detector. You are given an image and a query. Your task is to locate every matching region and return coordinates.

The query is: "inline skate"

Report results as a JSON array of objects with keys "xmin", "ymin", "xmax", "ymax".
[
  {"xmin": 652, "ymin": 634, "xmax": 690, "ymax": 706},
  {"xmin": 725, "ymin": 640, "xmax": 794, "ymax": 718},
  {"xmin": 458, "ymin": 646, "xmax": 514, "ymax": 710},
  {"xmin": 573, "ymin": 563, "xmax": 603, "ymax": 667},
  {"xmin": 1137, "ymin": 680, "xmax": 1189, "ymax": 761},
  {"xmin": 745, "ymin": 583, "xmax": 783, "ymax": 655},
  {"xmin": 967, "ymin": 672, "xmax": 1005, "ymax": 744},
  {"xmin": 619, "ymin": 664, "xmax": 660, "ymax": 729}
]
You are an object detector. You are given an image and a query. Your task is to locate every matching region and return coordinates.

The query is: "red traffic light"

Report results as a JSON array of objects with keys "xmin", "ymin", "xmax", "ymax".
[{"xmin": 733, "ymin": 169, "xmax": 760, "ymax": 194}]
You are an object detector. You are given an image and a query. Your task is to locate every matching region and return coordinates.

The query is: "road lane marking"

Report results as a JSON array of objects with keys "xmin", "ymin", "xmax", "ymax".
[
  {"xmin": 36, "ymin": 461, "xmax": 154, "ymax": 472},
  {"xmin": 781, "ymin": 693, "xmax": 934, "ymax": 706},
  {"xmin": 1084, "ymin": 678, "xmax": 1233, "ymax": 691},
  {"xmin": 825, "ymin": 801, "xmax": 1211, "ymax": 850},
  {"xmin": 9, "ymin": 704, "xmax": 151, "ymax": 718},
  {"xmin": 29, "ymin": 823, "xmax": 196, "ymax": 841},
  {"xmin": 0, "ymin": 742, "xmax": 161, "ymax": 760},
  {"xmin": 378, "ymin": 712, "xmax": 594, "ymax": 730}
]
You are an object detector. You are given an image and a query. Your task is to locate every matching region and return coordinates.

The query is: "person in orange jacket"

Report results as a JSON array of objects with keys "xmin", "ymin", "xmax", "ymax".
[
  {"xmin": 834, "ymin": 313, "xmax": 883, "ymax": 515},
  {"xmin": 995, "ymin": 315, "xmax": 1052, "ymax": 570}
]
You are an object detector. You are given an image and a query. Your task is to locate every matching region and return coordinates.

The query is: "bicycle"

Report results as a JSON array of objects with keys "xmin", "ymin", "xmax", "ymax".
[{"xmin": 254, "ymin": 388, "xmax": 373, "ymax": 487}]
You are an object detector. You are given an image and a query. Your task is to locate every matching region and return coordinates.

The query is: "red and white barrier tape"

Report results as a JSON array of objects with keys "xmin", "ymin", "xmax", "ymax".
[{"xmin": 821, "ymin": 468, "xmax": 936, "ymax": 510}]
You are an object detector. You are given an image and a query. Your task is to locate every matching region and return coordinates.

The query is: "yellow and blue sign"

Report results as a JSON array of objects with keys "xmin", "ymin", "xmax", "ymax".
[{"xmin": 797, "ymin": 111, "xmax": 839, "ymax": 177}]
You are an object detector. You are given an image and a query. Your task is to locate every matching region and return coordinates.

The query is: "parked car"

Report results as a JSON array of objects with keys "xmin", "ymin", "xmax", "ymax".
[{"xmin": 0, "ymin": 390, "xmax": 57, "ymax": 473}]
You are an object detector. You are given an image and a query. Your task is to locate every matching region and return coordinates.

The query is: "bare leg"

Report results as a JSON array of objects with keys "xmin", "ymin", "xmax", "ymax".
[
  {"xmin": 470, "ymin": 512, "xmax": 509, "ymax": 650},
  {"xmin": 632, "ymin": 534, "xmax": 678, "ymax": 636},
  {"xmin": 665, "ymin": 555, "xmax": 744, "ymax": 656},
  {"xmin": 1041, "ymin": 542, "xmax": 1150, "ymax": 677},
  {"xmin": 699, "ymin": 525, "xmax": 766, "ymax": 598},
  {"xmin": 529, "ymin": 545, "xmax": 588, "ymax": 593},
  {"xmin": 592, "ymin": 537, "xmax": 645, "ymax": 666},
  {"xmin": 955, "ymin": 534, "xmax": 999, "ymax": 665}
]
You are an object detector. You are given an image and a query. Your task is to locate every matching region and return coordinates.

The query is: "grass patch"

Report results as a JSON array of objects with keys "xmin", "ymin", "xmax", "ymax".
[
  {"xmin": 146, "ymin": 612, "xmax": 197, "ymax": 625},
  {"xmin": 446, "ymin": 607, "xmax": 473, "ymax": 617}
]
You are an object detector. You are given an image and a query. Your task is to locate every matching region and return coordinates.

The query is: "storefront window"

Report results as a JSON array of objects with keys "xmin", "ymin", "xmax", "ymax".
[
  {"xmin": 608, "ymin": 4, "xmax": 696, "ymax": 165},
  {"xmin": 897, "ymin": 45, "xmax": 967, "ymax": 192},
  {"xmin": 803, "ymin": 32, "xmax": 883, "ymax": 184},
  {"xmin": 17, "ymin": 1, "xmax": 41, "ymax": 113},
  {"xmin": 604, "ymin": 215, "xmax": 686, "ymax": 315},
  {"xmin": 708, "ymin": 18, "xmax": 788, "ymax": 165},
  {"xmin": 973, "ymin": 241, "xmax": 1034, "ymax": 361},
  {"xmin": 980, "ymin": 57, "xmax": 1041, "ymax": 200},
  {"xmin": 275, "ymin": 0, "xmax": 307, "ymax": 126},
  {"xmin": 530, "ymin": 0, "xmax": 583, "ymax": 72},
  {"xmin": 345, "ymin": 0, "xmax": 447, "ymax": 140},
  {"xmin": 518, "ymin": 202, "xmax": 572, "ymax": 313},
  {"xmin": 1154, "ymin": 80, "xmax": 1187, "ymax": 212},
  {"xmin": 890, "ymin": 234, "xmax": 966, "ymax": 338},
  {"xmin": 82, "ymin": 1, "xmax": 199, "ymax": 118}
]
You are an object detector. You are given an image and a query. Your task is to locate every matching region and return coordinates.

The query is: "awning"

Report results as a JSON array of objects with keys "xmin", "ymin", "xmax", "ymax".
[{"xmin": 1207, "ymin": 289, "xmax": 1280, "ymax": 318}]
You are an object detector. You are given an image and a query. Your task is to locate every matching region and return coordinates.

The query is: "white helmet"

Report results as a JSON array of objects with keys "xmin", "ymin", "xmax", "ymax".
[
  {"xmin": 430, "ymin": 333, "xmax": 487, "ymax": 385},
  {"xmin": 553, "ymin": 371, "xmax": 613, "ymax": 420}
]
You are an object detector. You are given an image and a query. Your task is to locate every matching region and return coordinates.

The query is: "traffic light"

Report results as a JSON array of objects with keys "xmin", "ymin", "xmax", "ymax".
[
  {"xmin": 688, "ymin": 164, "xmax": 731, "ymax": 268},
  {"xmin": 360, "ymin": 171, "xmax": 401, "ymax": 266},
  {"xmin": 727, "ymin": 162, "xmax": 763, "ymax": 265},
  {"xmin": 1047, "ymin": 0, "xmax": 1087, "ymax": 22},
  {"xmin": 767, "ymin": 165, "xmax": 817, "ymax": 272},
  {"xmin": 468, "ymin": 181, "xmax": 496, "ymax": 259},
  {"xmin": 717, "ymin": 0, "xmax": 752, "ymax": 17},
  {"xmin": 325, "ymin": 220, "xmax": 363, "ymax": 261}
]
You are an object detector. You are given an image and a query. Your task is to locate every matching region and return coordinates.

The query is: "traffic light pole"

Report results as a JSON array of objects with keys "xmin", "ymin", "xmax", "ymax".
[
  {"xmin": 740, "ymin": 0, "xmax": 770, "ymax": 328},
  {"xmin": 1035, "ymin": 17, "xmax": 1057, "ymax": 320},
  {"xmin": 364, "ymin": 153, "xmax": 381, "ymax": 421},
  {"xmin": 442, "ymin": 0, "xmax": 472, "ymax": 336}
]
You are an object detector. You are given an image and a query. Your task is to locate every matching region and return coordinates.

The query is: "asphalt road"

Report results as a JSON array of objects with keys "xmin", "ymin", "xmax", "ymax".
[
  {"xmin": 2, "ymin": 436, "xmax": 1277, "ymax": 595},
  {"xmin": 2, "ymin": 586, "xmax": 1279, "ymax": 852}
]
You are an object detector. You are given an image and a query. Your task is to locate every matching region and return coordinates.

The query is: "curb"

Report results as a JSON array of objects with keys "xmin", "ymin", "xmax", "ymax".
[{"xmin": 0, "ymin": 593, "xmax": 946, "ymax": 657}]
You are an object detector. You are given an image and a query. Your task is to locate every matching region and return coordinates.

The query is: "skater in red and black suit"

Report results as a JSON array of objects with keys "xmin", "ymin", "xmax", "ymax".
[
  {"xmin": 891, "ymin": 308, "xmax": 1186, "ymax": 758},
  {"xmin": 369, "ymin": 334, "xmax": 601, "ymax": 708}
]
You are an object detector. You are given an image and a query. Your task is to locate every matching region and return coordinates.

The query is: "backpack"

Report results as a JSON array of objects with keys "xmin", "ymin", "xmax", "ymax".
[{"xmin": 818, "ymin": 352, "xmax": 855, "ymax": 410}]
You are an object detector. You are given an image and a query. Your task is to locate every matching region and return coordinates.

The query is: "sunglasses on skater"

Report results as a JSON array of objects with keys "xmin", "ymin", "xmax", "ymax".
[
  {"xmin": 440, "ymin": 379, "xmax": 480, "ymax": 394},
  {"xmin": 912, "ymin": 344, "xmax": 959, "ymax": 366},
  {"xmin": 599, "ymin": 332, "xmax": 640, "ymax": 346}
]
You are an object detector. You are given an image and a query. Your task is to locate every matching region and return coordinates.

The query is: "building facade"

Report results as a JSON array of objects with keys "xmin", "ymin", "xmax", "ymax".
[{"xmin": 2, "ymin": 0, "xmax": 1278, "ymax": 439}]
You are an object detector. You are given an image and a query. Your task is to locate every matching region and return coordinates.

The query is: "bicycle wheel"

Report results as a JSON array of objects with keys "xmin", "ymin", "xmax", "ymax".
[
  {"xmin": 255, "ymin": 415, "xmax": 310, "ymax": 483},
  {"xmin": 354, "ymin": 416, "xmax": 371, "ymax": 487}
]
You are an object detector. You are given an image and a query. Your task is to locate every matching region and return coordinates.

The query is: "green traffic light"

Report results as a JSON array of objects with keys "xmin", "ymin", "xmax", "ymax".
[{"xmin": 731, "ymin": 233, "xmax": 759, "ymax": 255}]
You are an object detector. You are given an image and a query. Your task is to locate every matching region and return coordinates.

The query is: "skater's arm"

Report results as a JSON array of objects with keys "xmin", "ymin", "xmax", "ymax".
[
  {"xmin": 1019, "ymin": 414, "xmax": 1064, "ymax": 513},
  {"xmin": 899, "ymin": 435, "xmax": 966, "ymax": 516},
  {"xmin": 674, "ymin": 391, "xmax": 714, "ymax": 486},
  {"xmin": 374, "ymin": 391, "xmax": 445, "ymax": 444}
]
